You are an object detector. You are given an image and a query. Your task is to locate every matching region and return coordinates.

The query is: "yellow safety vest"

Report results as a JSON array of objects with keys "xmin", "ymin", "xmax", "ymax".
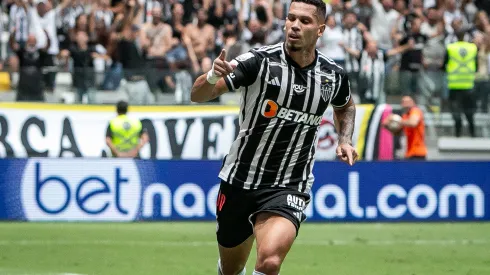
[
  {"xmin": 446, "ymin": 41, "xmax": 477, "ymax": 90},
  {"xmin": 109, "ymin": 115, "xmax": 142, "ymax": 154}
]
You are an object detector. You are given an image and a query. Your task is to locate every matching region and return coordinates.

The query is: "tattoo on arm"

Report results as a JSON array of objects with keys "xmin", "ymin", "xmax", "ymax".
[{"xmin": 334, "ymin": 102, "xmax": 356, "ymax": 145}]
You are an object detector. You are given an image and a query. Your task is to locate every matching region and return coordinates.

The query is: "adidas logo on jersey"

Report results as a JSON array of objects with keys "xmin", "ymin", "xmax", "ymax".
[
  {"xmin": 267, "ymin": 77, "xmax": 280, "ymax": 86},
  {"xmin": 261, "ymin": 99, "xmax": 322, "ymax": 126}
]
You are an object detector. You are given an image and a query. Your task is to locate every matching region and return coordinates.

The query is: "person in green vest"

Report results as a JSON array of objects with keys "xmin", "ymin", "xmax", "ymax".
[
  {"xmin": 444, "ymin": 30, "xmax": 478, "ymax": 137},
  {"xmin": 105, "ymin": 100, "xmax": 149, "ymax": 158}
]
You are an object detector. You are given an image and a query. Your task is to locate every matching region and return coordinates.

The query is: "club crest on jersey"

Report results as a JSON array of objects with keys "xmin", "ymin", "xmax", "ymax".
[
  {"xmin": 293, "ymin": 84, "xmax": 306, "ymax": 94},
  {"xmin": 321, "ymin": 82, "xmax": 333, "ymax": 101},
  {"xmin": 261, "ymin": 99, "xmax": 322, "ymax": 126}
]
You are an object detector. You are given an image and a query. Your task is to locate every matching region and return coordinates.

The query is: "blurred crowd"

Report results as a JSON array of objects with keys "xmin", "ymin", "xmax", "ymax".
[{"xmin": 0, "ymin": 0, "xmax": 489, "ymax": 109}]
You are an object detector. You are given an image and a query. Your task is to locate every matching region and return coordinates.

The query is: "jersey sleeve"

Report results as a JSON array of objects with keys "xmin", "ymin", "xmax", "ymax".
[
  {"xmin": 331, "ymin": 72, "xmax": 352, "ymax": 108},
  {"xmin": 223, "ymin": 50, "xmax": 262, "ymax": 91}
]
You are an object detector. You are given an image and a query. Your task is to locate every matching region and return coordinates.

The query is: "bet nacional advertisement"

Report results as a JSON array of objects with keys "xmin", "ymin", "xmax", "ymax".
[{"xmin": 0, "ymin": 158, "xmax": 488, "ymax": 222}]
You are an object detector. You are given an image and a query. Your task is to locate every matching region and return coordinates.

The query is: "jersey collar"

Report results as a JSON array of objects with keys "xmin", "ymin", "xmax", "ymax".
[{"xmin": 282, "ymin": 42, "xmax": 318, "ymax": 71}]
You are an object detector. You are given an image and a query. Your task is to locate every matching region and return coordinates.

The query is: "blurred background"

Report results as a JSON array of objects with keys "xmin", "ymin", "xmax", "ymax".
[{"xmin": 0, "ymin": 0, "xmax": 489, "ymax": 274}]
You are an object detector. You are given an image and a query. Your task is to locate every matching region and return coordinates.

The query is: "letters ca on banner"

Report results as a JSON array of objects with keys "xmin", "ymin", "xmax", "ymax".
[{"xmin": 0, "ymin": 104, "xmax": 381, "ymax": 160}]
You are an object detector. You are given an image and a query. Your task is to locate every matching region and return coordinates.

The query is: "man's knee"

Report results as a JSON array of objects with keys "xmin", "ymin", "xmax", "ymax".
[{"xmin": 255, "ymin": 253, "xmax": 282, "ymax": 274}]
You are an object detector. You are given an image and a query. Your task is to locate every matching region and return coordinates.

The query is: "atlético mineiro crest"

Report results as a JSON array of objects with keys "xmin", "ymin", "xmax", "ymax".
[{"xmin": 321, "ymin": 79, "xmax": 333, "ymax": 102}]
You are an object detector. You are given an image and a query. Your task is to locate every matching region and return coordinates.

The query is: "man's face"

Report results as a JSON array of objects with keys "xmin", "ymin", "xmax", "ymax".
[
  {"xmin": 452, "ymin": 18, "xmax": 463, "ymax": 31},
  {"xmin": 76, "ymin": 31, "xmax": 89, "ymax": 44},
  {"xmin": 401, "ymin": 96, "xmax": 414, "ymax": 111},
  {"xmin": 411, "ymin": 18, "xmax": 421, "ymax": 33},
  {"xmin": 152, "ymin": 7, "xmax": 162, "ymax": 22},
  {"xmin": 173, "ymin": 4, "xmax": 184, "ymax": 18},
  {"xmin": 395, "ymin": 0, "xmax": 405, "ymax": 13},
  {"xmin": 381, "ymin": 0, "xmax": 393, "ymax": 10},
  {"xmin": 343, "ymin": 13, "xmax": 357, "ymax": 28},
  {"xmin": 26, "ymin": 35, "xmax": 37, "ymax": 50},
  {"xmin": 285, "ymin": 2, "xmax": 324, "ymax": 52},
  {"xmin": 197, "ymin": 9, "xmax": 208, "ymax": 24},
  {"xmin": 427, "ymin": 9, "xmax": 438, "ymax": 22}
]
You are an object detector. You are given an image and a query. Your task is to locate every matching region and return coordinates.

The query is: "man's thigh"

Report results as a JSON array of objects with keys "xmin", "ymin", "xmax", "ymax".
[
  {"xmin": 250, "ymin": 188, "xmax": 311, "ymax": 273},
  {"xmin": 216, "ymin": 182, "xmax": 255, "ymax": 274}
]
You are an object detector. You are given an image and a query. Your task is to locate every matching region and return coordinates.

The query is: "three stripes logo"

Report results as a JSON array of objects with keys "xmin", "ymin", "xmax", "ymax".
[{"xmin": 267, "ymin": 77, "xmax": 280, "ymax": 86}]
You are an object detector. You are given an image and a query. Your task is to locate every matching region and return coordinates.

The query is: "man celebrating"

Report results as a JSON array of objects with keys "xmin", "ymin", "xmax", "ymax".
[{"xmin": 191, "ymin": 0, "xmax": 357, "ymax": 274}]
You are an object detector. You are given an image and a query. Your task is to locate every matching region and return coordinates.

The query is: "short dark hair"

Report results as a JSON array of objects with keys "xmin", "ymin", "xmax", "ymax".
[
  {"xmin": 291, "ymin": 0, "xmax": 327, "ymax": 22},
  {"xmin": 455, "ymin": 30, "xmax": 466, "ymax": 41},
  {"xmin": 116, "ymin": 100, "xmax": 128, "ymax": 115},
  {"xmin": 343, "ymin": 9, "xmax": 358, "ymax": 18}
]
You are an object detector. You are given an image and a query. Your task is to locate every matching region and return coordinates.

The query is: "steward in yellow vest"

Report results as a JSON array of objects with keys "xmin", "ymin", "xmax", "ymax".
[
  {"xmin": 444, "ymin": 31, "xmax": 478, "ymax": 137},
  {"xmin": 105, "ymin": 101, "xmax": 149, "ymax": 157}
]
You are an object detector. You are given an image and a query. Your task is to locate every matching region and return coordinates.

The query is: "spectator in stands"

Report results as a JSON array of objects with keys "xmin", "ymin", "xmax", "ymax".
[
  {"xmin": 162, "ymin": 3, "xmax": 195, "ymax": 100},
  {"xmin": 116, "ymin": 23, "xmax": 154, "ymax": 104},
  {"xmin": 10, "ymin": 32, "xmax": 50, "ymax": 102},
  {"xmin": 93, "ymin": 0, "xmax": 114, "ymax": 30},
  {"xmin": 106, "ymin": 100, "xmax": 149, "ymax": 158},
  {"xmin": 185, "ymin": 8, "xmax": 215, "ymax": 74},
  {"xmin": 347, "ymin": 40, "xmax": 414, "ymax": 103},
  {"xmin": 461, "ymin": 0, "xmax": 479, "ymax": 25},
  {"xmin": 383, "ymin": 95, "xmax": 428, "ymax": 160},
  {"xmin": 444, "ymin": 0, "xmax": 467, "ymax": 34},
  {"xmin": 421, "ymin": 7, "xmax": 446, "ymax": 104},
  {"xmin": 352, "ymin": 0, "xmax": 373, "ymax": 30},
  {"xmin": 326, "ymin": 0, "xmax": 343, "ymax": 26},
  {"xmin": 445, "ymin": 31, "xmax": 478, "ymax": 137},
  {"xmin": 141, "ymin": 6, "xmax": 172, "ymax": 59},
  {"xmin": 474, "ymin": 33, "xmax": 489, "ymax": 113},
  {"xmin": 474, "ymin": 11, "xmax": 490, "ymax": 37},
  {"xmin": 370, "ymin": 0, "xmax": 399, "ymax": 50},
  {"xmin": 318, "ymin": 14, "xmax": 344, "ymax": 68},
  {"xmin": 399, "ymin": 17, "xmax": 427, "ymax": 101},
  {"xmin": 7, "ymin": 0, "xmax": 30, "ymax": 84},
  {"xmin": 60, "ymin": 30, "xmax": 101, "ymax": 103},
  {"xmin": 266, "ymin": 0, "xmax": 285, "ymax": 45},
  {"xmin": 339, "ymin": 10, "xmax": 369, "ymax": 96},
  {"xmin": 36, "ymin": 0, "xmax": 60, "ymax": 93}
]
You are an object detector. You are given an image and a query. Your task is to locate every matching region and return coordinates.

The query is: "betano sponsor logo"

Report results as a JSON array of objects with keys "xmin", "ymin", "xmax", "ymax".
[{"xmin": 261, "ymin": 99, "xmax": 322, "ymax": 126}]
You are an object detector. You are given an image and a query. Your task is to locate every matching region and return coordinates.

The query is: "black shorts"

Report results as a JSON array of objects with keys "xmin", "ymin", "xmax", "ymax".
[{"xmin": 216, "ymin": 181, "xmax": 311, "ymax": 248}]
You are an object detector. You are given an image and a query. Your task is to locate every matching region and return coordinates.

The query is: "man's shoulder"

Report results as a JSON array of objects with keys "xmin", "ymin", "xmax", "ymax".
[
  {"xmin": 251, "ymin": 43, "xmax": 283, "ymax": 57},
  {"xmin": 233, "ymin": 43, "xmax": 283, "ymax": 64},
  {"xmin": 317, "ymin": 51, "xmax": 345, "ymax": 74}
]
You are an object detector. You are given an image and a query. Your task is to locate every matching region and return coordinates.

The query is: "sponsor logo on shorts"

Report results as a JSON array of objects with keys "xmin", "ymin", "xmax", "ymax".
[
  {"xmin": 261, "ymin": 99, "xmax": 322, "ymax": 126},
  {"xmin": 287, "ymin": 194, "xmax": 306, "ymax": 211}
]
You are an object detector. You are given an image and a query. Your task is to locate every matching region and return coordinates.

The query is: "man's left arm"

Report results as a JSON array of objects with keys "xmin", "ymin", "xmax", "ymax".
[{"xmin": 331, "ymin": 73, "xmax": 358, "ymax": 166}]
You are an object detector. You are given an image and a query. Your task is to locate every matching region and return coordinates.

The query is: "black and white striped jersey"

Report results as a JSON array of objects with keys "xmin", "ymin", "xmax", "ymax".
[{"xmin": 221, "ymin": 42, "xmax": 351, "ymax": 193}]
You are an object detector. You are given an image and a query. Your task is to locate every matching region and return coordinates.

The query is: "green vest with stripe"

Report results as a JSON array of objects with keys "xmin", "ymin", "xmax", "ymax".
[
  {"xmin": 109, "ymin": 115, "xmax": 142, "ymax": 154},
  {"xmin": 446, "ymin": 41, "xmax": 478, "ymax": 90}
]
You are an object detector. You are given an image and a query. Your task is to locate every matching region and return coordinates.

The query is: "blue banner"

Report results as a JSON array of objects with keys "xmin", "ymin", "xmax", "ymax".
[{"xmin": 0, "ymin": 159, "xmax": 488, "ymax": 222}]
